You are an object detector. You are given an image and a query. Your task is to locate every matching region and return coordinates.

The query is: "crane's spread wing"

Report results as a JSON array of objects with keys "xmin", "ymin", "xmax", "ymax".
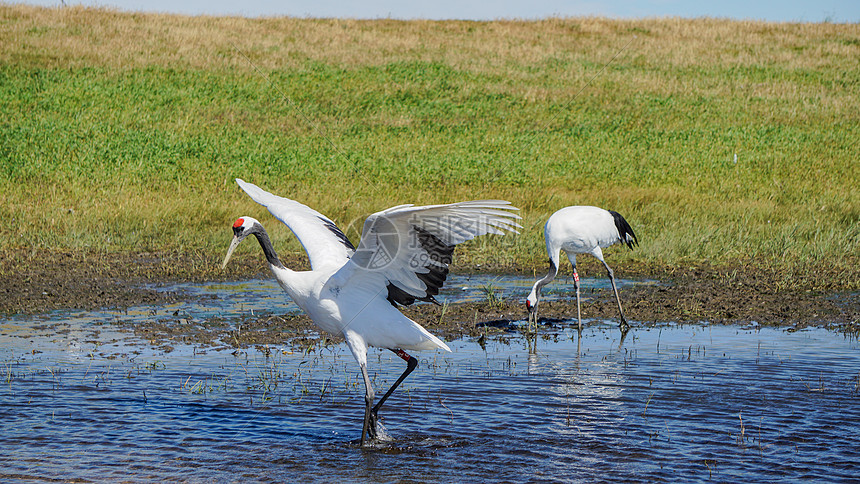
[
  {"xmin": 236, "ymin": 179, "xmax": 354, "ymax": 270},
  {"xmin": 333, "ymin": 200, "xmax": 521, "ymax": 306}
]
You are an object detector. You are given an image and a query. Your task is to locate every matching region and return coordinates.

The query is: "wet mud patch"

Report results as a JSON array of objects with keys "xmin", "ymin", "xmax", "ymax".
[
  {"xmin": 117, "ymin": 281, "xmax": 857, "ymax": 353},
  {"xmin": 122, "ymin": 312, "xmax": 328, "ymax": 354},
  {"xmin": 2, "ymin": 250, "xmax": 857, "ymax": 349},
  {"xmin": 0, "ymin": 249, "xmax": 286, "ymax": 315}
]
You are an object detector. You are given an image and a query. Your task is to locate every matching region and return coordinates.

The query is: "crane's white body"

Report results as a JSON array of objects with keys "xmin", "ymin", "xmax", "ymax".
[
  {"xmin": 269, "ymin": 263, "xmax": 448, "ymax": 368},
  {"xmin": 544, "ymin": 206, "xmax": 627, "ymax": 269},
  {"xmin": 223, "ymin": 179, "xmax": 520, "ymax": 443},
  {"xmin": 527, "ymin": 205, "xmax": 638, "ymax": 331},
  {"xmin": 234, "ymin": 178, "xmax": 518, "ymax": 362}
]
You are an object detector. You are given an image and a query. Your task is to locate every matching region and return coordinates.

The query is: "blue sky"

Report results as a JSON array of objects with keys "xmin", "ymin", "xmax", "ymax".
[{"xmin": 15, "ymin": 0, "xmax": 860, "ymax": 22}]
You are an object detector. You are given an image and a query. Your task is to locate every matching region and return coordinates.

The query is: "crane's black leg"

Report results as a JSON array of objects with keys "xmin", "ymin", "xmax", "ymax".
[
  {"xmin": 602, "ymin": 262, "xmax": 630, "ymax": 331},
  {"xmin": 359, "ymin": 363, "xmax": 376, "ymax": 446},
  {"xmin": 368, "ymin": 349, "xmax": 418, "ymax": 433},
  {"xmin": 358, "ymin": 349, "xmax": 418, "ymax": 445},
  {"xmin": 573, "ymin": 267, "xmax": 582, "ymax": 332}
]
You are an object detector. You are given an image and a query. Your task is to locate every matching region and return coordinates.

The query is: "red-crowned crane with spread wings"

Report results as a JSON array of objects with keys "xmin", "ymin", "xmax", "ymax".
[{"xmin": 221, "ymin": 179, "xmax": 521, "ymax": 445}]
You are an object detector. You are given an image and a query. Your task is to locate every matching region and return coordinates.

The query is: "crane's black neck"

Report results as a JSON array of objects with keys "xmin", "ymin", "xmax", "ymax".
[
  {"xmin": 250, "ymin": 224, "xmax": 285, "ymax": 270},
  {"xmin": 535, "ymin": 259, "xmax": 558, "ymax": 298}
]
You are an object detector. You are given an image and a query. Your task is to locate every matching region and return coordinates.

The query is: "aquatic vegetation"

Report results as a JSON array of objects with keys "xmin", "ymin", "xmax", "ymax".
[{"xmin": 479, "ymin": 281, "xmax": 504, "ymax": 309}]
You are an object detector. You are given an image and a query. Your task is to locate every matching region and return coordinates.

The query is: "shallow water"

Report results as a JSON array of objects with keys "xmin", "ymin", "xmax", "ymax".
[
  {"xmin": 154, "ymin": 273, "xmax": 650, "ymax": 320},
  {"xmin": 1, "ymin": 276, "xmax": 858, "ymax": 482}
]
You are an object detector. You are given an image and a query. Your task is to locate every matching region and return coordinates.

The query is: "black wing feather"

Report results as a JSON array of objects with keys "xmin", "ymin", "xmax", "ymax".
[
  {"xmin": 608, "ymin": 210, "xmax": 639, "ymax": 250},
  {"xmin": 317, "ymin": 216, "xmax": 355, "ymax": 252},
  {"xmin": 385, "ymin": 226, "xmax": 454, "ymax": 307}
]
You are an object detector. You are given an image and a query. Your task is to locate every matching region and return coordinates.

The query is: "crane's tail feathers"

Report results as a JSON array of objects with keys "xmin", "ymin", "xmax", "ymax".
[
  {"xmin": 429, "ymin": 334, "xmax": 452, "ymax": 353},
  {"xmin": 609, "ymin": 210, "xmax": 639, "ymax": 250},
  {"xmin": 414, "ymin": 324, "xmax": 452, "ymax": 352}
]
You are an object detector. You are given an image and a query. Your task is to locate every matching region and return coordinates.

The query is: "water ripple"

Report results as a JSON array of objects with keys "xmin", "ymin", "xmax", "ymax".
[{"xmin": 1, "ymin": 280, "xmax": 859, "ymax": 482}]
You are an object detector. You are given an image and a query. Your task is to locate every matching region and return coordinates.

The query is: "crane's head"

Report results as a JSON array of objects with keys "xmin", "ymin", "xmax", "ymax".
[
  {"xmin": 221, "ymin": 216, "xmax": 260, "ymax": 269},
  {"xmin": 525, "ymin": 290, "xmax": 539, "ymax": 326},
  {"xmin": 525, "ymin": 294, "xmax": 537, "ymax": 313}
]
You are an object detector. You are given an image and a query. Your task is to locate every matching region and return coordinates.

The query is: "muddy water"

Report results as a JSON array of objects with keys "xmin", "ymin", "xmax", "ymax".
[
  {"xmin": 1, "ymin": 277, "xmax": 858, "ymax": 482},
  {"xmin": 161, "ymin": 273, "xmax": 645, "ymax": 319}
]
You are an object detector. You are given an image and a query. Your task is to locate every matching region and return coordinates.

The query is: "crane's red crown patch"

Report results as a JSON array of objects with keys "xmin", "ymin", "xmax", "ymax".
[{"xmin": 232, "ymin": 218, "xmax": 245, "ymax": 228}]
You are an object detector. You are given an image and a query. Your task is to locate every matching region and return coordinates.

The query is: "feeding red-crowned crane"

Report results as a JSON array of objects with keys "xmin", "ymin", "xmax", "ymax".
[
  {"xmin": 525, "ymin": 206, "xmax": 638, "ymax": 333},
  {"xmin": 221, "ymin": 179, "xmax": 520, "ymax": 445}
]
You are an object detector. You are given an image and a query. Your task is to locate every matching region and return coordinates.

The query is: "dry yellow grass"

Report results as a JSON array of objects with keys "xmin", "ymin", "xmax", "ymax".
[
  {"xmin": 7, "ymin": 5, "xmax": 855, "ymax": 132},
  {"xmin": 3, "ymin": 5, "xmax": 856, "ymax": 131},
  {"xmin": 3, "ymin": 5, "xmax": 857, "ymax": 71}
]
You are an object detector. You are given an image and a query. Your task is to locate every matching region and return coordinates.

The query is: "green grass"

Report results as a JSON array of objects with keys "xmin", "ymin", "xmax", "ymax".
[{"xmin": 1, "ymin": 6, "xmax": 858, "ymax": 287}]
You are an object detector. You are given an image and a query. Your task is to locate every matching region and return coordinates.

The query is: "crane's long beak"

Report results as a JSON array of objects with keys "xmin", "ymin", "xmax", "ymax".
[{"xmin": 221, "ymin": 236, "xmax": 242, "ymax": 270}]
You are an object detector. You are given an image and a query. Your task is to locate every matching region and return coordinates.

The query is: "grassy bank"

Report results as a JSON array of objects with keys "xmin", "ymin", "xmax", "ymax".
[{"xmin": 1, "ymin": 5, "xmax": 858, "ymax": 289}]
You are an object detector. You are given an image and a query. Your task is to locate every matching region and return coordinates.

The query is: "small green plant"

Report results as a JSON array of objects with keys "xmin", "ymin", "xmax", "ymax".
[
  {"xmin": 437, "ymin": 300, "xmax": 450, "ymax": 325},
  {"xmin": 480, "ymin": 281, "xmax": 503, "ymax": 309},
  {"xmin": 181, "ymin": 373, "xmax": 228, "ymax": 395}
]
